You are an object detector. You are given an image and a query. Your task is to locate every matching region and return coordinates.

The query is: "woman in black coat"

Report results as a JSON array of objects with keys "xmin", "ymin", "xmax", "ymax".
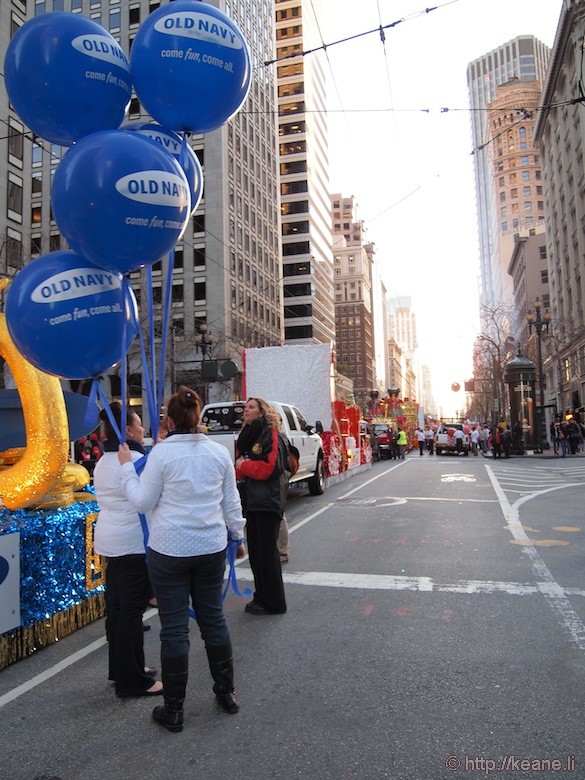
[{"xmin": 235, "ymin": 397, "xmax": 287, "ymax": 615}]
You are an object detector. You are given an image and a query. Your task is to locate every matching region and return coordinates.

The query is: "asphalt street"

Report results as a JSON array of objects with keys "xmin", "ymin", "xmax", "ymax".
[{"xmin": 2, "ymin": 451, "xmax": 585, "ymax": 780}]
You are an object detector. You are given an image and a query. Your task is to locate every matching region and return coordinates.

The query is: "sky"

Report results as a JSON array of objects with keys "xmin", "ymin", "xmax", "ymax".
[{"xmin": 321, "ymin": 0, "xmax": 563, "ymax": 416}]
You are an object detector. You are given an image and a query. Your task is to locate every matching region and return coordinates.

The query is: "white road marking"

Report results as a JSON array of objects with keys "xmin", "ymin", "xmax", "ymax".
[
  {"xmin": 486, "ymin": 465, "xmax": 585, "ymax": 651},
  {"xmin": 0, "ymin": 607, "xmax": 158, "ymax": 709},
  {"xmin": 235, "ymin": 569, "xmax": 585, "ymax": 598}
]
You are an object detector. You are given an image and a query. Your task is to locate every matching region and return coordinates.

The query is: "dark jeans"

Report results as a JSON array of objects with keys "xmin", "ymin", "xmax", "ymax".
[
  {"xmin": 246, "ymin": 510, "xmax": 287, "ymax": 613},
  {"xmin": 105, "ymin": 554, "xmax": 153, "ymax": 696},
  {"xmin": 147, "ymin": 547, "xmax": 230, "ymax": 661}
]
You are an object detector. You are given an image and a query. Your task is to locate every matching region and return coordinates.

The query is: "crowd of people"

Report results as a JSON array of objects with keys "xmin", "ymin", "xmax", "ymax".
[{"xmin": 92, "ymin": 389, "xmax": 291, "ymax": 734}]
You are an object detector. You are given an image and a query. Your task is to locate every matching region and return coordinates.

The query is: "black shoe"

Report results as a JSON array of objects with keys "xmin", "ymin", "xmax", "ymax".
[
  {"xmin": 245, "ymin": 602, "xmax": 268, "ymax": 614},
  {"xmin": 153, "ymin": 704, "xmax": 183, "ymax": 733},
  {"xmin": 216, "ymin": 691, "xmax": 239, "ymax": 714},
  {"xmin": 245, "ymin": 602, "xmax": 286, "ymax": 615}
]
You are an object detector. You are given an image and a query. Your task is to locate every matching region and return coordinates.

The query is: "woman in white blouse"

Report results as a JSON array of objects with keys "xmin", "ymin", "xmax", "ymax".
[{"xmin": 118, "ymin": 386, "xmax": 245, "ymax": 733}]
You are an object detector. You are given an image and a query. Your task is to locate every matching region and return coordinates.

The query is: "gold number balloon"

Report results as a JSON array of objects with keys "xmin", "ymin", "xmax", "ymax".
[{"xmin": 0, "ymin": 280, "xmax": 69, "ymax": 510}]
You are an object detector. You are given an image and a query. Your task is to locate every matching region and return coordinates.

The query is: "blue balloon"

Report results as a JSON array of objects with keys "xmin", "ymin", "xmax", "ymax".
[
  {"xmin": 130, "ymin": 1, "xmax": 251, "ymax": 133},
  {"xmin": 3, "ymin": 13, "xmax": 131, "ymax": 147},
  {"xmin": 125, "ymin": 122, "xmax": 203, "ymax": 214},
  {"xmin": 51, "ymin": 130, "xmax": 191, "ymax": 275},
  {"xmin": 5, "ymin": 251, "xmax": 135, "ymax": 380}
]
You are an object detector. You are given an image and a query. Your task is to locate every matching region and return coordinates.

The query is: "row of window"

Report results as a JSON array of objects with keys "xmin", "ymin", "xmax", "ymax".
[{"xmin": 501, "ymin": 216, "xmax": 543, "ymax": 232}]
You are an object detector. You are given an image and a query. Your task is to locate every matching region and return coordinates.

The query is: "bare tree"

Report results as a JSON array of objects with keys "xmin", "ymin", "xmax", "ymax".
[{"xmin": 466, "ymin": 302, "xmax": 516, "ymax": 423}]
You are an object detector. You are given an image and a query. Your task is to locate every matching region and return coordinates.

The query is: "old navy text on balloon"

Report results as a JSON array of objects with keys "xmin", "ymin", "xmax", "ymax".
[
  {"xmin": 154, "ymin": 13, "xmax": 243, "ymax": 49},
  {"xmin": 32, "ymin": 271, "xmax": 121, "ymax": 303},
  {"xmin": 72, "ymin": 34, "xmax": 130, "ymax": 70},
  {"xmin": 115, "ymin": 172, "xmax": 189, "ymax": 206}
]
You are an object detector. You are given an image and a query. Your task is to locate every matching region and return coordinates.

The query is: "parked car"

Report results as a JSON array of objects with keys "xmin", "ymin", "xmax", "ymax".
[{"xmin": 200, "ymin": 400, "xmax": 326, "ymax": 495}]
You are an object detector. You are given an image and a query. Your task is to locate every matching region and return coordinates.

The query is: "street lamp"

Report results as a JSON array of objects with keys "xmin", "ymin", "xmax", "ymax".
[
  {"xmin": 193, "ymin": 322, "xmax": 213, "ymax": 355},
  {"xmin": 526, "ymin": 298, "xmax": 551, "ymax": 453}
]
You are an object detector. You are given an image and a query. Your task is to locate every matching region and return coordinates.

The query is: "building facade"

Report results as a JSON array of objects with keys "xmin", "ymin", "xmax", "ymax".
[
  {"xmin": 331, "ymin": 194, "xmax": 375, "ymax": 406},
  {"xmin": 534, "ymin": 0, "xmax": 585, "ymax": 418},
  {"xmin": 275, "ymin": 0, "xmax": 335, "ymax": 346},
  {"xmin": 486, "ymin": 78, "xmax": 546, "ymax": 306},
  {"xmin": 467, "ymin": 35, "xmax": 551, "ymax": 310}
]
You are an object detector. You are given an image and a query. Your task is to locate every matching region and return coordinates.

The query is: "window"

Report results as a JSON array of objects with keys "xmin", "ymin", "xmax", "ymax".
[
  {"xmin": 524, "ymin": 202, "xmax": 532, "ymax": 211},
  {"xmin": 6, "ymin": 230, "xmax": 22, "ymax": 269},
  {"xmin": 32, "ymin": 143, "xmax": 42, "ymax": 167},
  {"xmin": 285, "ymin": 325, "xmax": 313, "ymax": 339},
  {"xmin": 171, "ymin": 283, "xmax": 183, "ymax": 304},
  {"xmin": 8, "ymin": 124, "xmax": 23, "ymax": 163},
  {"xmin": 194, "ymin": 281, "xmax": 206, "ymax": 301},
  {"xmin": 31, "ymin": 203, "xmax": 42, "ymax": 225},
  {"xmin": 109, "ymin": 9, "xmax": 120, "ymax": 30},
  {"xmin": 539, "ymin": 245, "xmax": 547, "ymax": 260},
  {"xmin": 31, "ymin": 235, "xmax": 42, "ymax": 256},
  {"xmin": 32, "ymin": 172, "xmax": 42, "ymax": 196},
  {"xmin": 129, "ymin": 4, "xmax": 140, "ymax": 25},
  {"xmin": 8, "ymin": 173, "xmax": 23, "ymax": 221},
  {"xmin": 49, "ymin": 233, "xmax": 61, "ymax": 252},
  {"xmin": 541, "ymin": 270, "xmax": 548, "ymax": 284},
  {"xmin": 523, "ymin": 186, "xmax": 531, "ymax": 196},
  {"xmin": 521, "ymin": 156, "xmax": 529, "ymax": 165},
  {"xmin": 193, "ymin": 213, "xmax": 205, "ymax": 234}
]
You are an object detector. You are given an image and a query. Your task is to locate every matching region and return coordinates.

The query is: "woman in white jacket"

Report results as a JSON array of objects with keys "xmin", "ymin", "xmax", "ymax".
[
  {"xmin": 118, "ymin": 386, "xmax": 246, "ymax": 733},
  {"xmin": 93, "ymin": 403, "xmax": 162, "ymax": 699}
]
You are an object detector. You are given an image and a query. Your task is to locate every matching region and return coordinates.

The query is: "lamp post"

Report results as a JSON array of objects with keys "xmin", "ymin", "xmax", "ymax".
[
  {"xmin": 193, "ymin": 321, "xmax": 213, "ymax": 355},
  {"xmin": 526, "ymin": 298, "xmax": 551, "ymax": 453}
]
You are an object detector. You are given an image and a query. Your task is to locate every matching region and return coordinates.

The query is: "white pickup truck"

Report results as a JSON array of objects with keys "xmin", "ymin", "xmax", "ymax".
[
  {"xmin": 200, "ymin": 400, "xmax": 326, "ymax": 495},
  {"xmin": 434, "ymin": 423, "xmax": 470, "ymax": 456}
]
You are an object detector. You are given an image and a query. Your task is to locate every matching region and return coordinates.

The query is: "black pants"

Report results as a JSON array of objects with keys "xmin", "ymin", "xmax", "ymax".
[
  {"xmin": 245, "ymin": 510, "xmax": 287, "ymax": 613},
  {"xmin": 105, "ymin": 554, "xmax": 154, "ymax": 696},
  {"xmin": 147, "ymin": 547, "xmax": 231, "ymax": 660}
]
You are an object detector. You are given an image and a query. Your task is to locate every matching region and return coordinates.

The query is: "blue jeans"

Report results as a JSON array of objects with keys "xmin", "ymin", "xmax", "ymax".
[{"xmin": 147, "ymin": 547, "xmax": 230, "ymax": 660}]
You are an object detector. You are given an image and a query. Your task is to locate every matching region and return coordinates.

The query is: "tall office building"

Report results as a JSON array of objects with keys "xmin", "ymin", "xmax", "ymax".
[
  {"xmin": 485, "ymin": 77, "xmax": 545, "ymax": 305},
  {"xmin": 467, "ymin": 36, "xmax": 551, "ymax": 310},
  {"xmin": 275, "ymin": 0, "xmax": 336, "ymax": 346},
  {"xmin": 331, "ymin": 194, "xmax": 375, "ymax": 404},
  {"xmin": 388, "ymin": 296, "xmax": 417, "ymax": 356},
  {"xmin": 1, "ymin": 1, "xmax": 283, "ymax": 420}
]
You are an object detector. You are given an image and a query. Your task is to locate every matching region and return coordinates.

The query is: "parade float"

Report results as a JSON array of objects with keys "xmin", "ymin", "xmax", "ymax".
[
  {"xmin": 0, "ymin": 2, "xmax": 251, "ymax": 668},
  {"xmin": 365, "ymin": 389, "xmax": 420, "ymax": 452}
]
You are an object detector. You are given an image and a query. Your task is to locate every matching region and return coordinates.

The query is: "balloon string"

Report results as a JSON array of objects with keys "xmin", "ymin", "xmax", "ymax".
[
  {"xmin": 81, "ymin": 378, "xmax": 100, "ymax": 433},
  {"xmin": 120, "ymin": 279, "xmax": 131, "ymax": 439},
  {"xmin": 128, "ymin": 291, "xmax": 158, "ymax": 441},
  {"xmin": 157, "ymin": 248, "xmax": 175, "ymax": 409},
  {"xmin": 94, "ymin": 380, "xmax": 123, "ymax": 443},
  {"xmin": 146, "ymin": 264, "xmax": 157, "ymax": 417}
]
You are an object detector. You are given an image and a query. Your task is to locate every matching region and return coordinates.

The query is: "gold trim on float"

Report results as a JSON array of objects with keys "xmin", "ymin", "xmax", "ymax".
[{"xmin": 0, "ymin": 278, "xmax": 70, "ymax": 510}]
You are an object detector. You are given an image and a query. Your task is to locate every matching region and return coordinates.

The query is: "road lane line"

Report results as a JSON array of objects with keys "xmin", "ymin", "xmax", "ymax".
[
  {"xmin": 486, "ymin": 465, "xmax": 585, "ymax": 651},
  {"xmin": 0, "ymin": 607, "xmax": 158, "ymax": 709}
]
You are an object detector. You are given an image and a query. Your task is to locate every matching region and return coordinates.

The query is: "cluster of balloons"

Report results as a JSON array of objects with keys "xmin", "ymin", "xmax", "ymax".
[{"xmin": 3, "ymin": 1, "xmax": 250, "ymax": 380}]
